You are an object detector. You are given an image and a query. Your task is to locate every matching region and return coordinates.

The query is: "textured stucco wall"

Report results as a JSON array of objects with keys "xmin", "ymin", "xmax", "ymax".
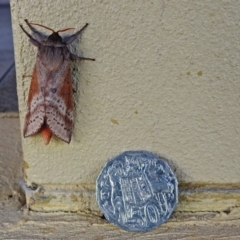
[{"xmin": 11, "ymin": 0, "xmax": 240, "ymax": 187}]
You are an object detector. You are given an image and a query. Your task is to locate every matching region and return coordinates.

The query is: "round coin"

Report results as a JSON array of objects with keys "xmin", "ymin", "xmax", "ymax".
[{"xmin": 96, "ymin": 150, "xmax": 178, "ymax": 232}]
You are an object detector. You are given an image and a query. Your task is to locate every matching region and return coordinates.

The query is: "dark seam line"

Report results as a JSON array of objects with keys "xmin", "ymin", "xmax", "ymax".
[{"xmin": 0, "ymin": 62, "xmax": 15, "ymax": 84}]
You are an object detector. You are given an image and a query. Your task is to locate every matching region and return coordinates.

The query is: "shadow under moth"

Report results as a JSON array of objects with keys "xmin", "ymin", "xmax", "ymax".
[{"xmin": 20, "ymin": 19, "xmax": 95, "ymax": 145}]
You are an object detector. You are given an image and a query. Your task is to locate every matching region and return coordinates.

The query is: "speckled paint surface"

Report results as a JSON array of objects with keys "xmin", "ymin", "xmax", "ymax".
[{"xmin": 10, "ymin": 0, "xmax": 240, "ymax": 188}]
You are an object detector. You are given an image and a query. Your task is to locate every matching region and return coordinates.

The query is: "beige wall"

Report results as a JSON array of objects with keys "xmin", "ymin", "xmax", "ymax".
[{"xmin": 11, "ymin": 0, "xmax": 240, "ymax": 202}]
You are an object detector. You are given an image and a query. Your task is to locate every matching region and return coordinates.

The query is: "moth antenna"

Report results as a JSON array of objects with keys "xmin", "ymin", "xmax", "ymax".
[
  {"xmin": 28, "ymin": 22, "xmax": 74, "ymax": 33},
  {"xmin": 28, "ymin": 22, "xmax": 55, "ymax": 32},
  {"xmin": 57, "ymin": 28, "xmax": 75, "ymax": 33}
]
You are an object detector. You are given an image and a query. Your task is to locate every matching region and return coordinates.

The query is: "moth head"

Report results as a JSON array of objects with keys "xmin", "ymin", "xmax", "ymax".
[
  {"xmin": 47, "ymin": 32, "xmax": 63, "ymax": 43},
  {"xmin": 47, "ymin": 27, "xmax": 75, "ymax": 44},
  {"xmin": 25, "ymin": 21, "xmax": 75, "ymax": 45}
]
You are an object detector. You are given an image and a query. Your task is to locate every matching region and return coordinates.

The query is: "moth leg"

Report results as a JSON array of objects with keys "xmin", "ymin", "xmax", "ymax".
[
  {"xmin": 63, "ymin": 23, "xmax": 89, "ymax": 45},
  {"xmin": 22, "ymin": 74, "xmax": 33, "ymax": 78},
  {"xmin": 20, "ymin": 24, "xmax": 40, "ymax": 47},
  {"xmin": 70, "ymin": 53, "xmax": 95, "ymax": 61}
]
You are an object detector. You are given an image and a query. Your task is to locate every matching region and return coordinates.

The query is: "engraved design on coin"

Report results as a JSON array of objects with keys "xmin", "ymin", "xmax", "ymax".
[{"xmin": 96, "ymin": 150, "xmax": 178, "ymax": 232}]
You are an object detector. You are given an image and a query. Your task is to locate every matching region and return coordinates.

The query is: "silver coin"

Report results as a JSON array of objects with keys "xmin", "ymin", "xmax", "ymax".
[{"xmin": 96, "ymin": 150, "xmax": 178, "ymax": 232}]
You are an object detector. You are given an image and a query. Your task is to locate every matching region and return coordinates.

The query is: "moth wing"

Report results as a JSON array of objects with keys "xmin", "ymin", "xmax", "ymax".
[
  {"xmin": 45, "ymin": 65, "xmax": 74, "ymax": 143},
  {"xmin": 24, "ymin": 66, "xmax": 45, "ymax": 137}
]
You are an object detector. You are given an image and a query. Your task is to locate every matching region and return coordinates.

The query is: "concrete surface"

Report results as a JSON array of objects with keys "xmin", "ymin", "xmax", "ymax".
[
  {"xmin": 1, "ymin": 113, "xmax": 239, "ymax": 237},
  {"xmin": 0, "ymin": 113, "xmax": 22, "ymax": 201},
  {"xmin": 11, "ymin": 0, "xmax": 240, "ymax": 190},
  {"xmin": 1, "ymin": 1, "xmax": 240, "ymax": 239},
  {"xmin": 1, "ymin": 114, "xmax": 240, "ymax": 239},
  {"xmin": 1, "ymin": 193, "xmax": 240, "ymax": 239}
]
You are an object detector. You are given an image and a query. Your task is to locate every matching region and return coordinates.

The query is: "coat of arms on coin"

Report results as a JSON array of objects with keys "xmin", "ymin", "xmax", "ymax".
[{"xmin": 96, "ymin": 150, "xmax": 178, "ymax": 232}]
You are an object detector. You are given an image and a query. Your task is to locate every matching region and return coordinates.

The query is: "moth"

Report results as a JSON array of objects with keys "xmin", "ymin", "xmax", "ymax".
[{"xmin": 20, "ymin": 19, "xmax": 95, "ymax": 145}]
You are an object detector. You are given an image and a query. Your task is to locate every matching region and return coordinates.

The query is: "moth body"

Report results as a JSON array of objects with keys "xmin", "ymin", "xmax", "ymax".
[{"xmin": 20, "ymin": 19, "xmax": 95, "ymax": 144}]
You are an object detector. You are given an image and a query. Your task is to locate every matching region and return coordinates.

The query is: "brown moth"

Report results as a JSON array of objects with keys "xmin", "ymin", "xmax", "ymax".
[{"xmin": 20, "ymin": 19, "xmax": 95, "ymax": 145}]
